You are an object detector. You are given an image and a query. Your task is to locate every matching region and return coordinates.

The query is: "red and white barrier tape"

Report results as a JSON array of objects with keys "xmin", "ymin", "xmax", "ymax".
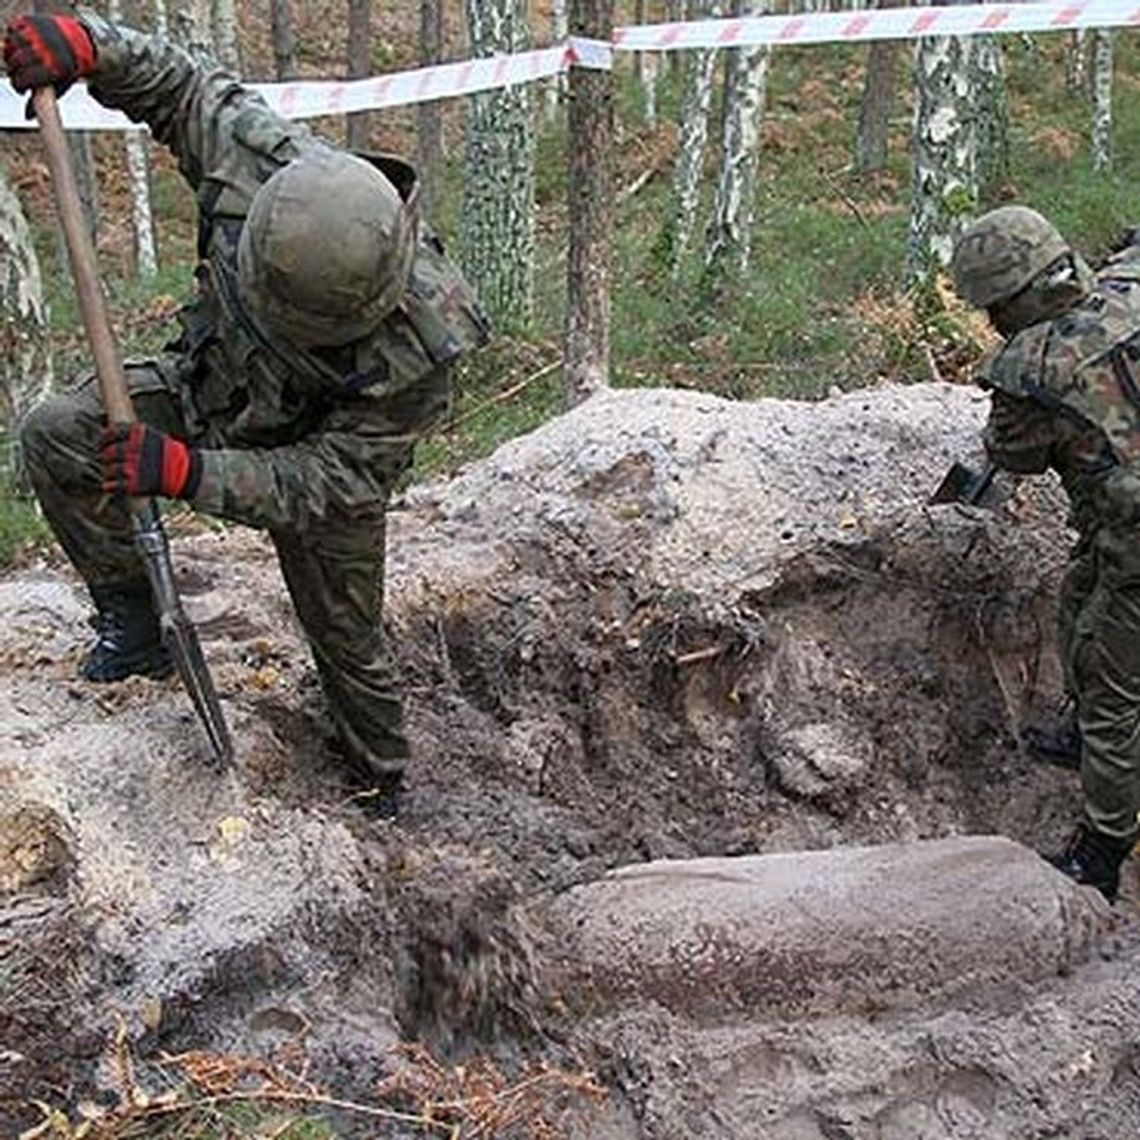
[
  {"xmin": 1, "ymin": 1, "xmax": 1135, "ymax": 130},
  {"xmin": 616, "ymin": 0, "xmax": 1140, "ymax": 51}
]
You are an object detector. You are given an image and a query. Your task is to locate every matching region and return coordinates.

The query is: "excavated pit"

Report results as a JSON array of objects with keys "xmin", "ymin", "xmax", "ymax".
[{"xmin": 3, "ymin": 381, "xmax": 1139, "ymax": 1138}]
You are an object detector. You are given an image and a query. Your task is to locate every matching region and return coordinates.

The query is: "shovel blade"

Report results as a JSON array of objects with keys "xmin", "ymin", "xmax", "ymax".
[{"xmin": 930, "ymin": 461, "xmax": 996, "ymax": 506}]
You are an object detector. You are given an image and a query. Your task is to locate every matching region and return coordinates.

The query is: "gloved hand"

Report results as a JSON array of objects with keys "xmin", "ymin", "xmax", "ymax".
[
  {"xmin": 100, "ymin": 422, "xmax": 202, "ymax": 500},
  {"xmin": 3, "ymin": 14, "xmax": 96, "ymax": 105}
]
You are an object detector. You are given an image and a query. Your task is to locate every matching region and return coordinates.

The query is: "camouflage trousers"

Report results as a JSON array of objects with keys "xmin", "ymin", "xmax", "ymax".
[
  {"xmin": 1057, "ymin": 526, "xmax": 1140, "ymax": 840},
  {"xmin": 19, "ymin": 361, "xmax": 441, "ymax": 782}
]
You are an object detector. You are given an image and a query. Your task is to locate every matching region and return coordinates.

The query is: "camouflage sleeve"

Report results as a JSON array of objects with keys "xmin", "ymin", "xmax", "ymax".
[
  {"xmin": 76, "ymin": 11, "xmax": 305, "ymax": 194},
  {"xmin": 188, "ymin": 370, "xmax": 452, "ymax": 531},
  {"xmin": 982, "ymin": 391, "xmax": 1058, "ymax": 474}
]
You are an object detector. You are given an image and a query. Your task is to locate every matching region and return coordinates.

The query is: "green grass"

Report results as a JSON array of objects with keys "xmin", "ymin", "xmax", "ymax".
[{"xmin": 0, "ymin": 470, "xmax": 48, "ymax": 566}]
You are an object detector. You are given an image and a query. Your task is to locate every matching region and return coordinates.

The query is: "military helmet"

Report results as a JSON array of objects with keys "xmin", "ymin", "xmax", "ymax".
[
  {"xmin": 950, "ymin": 206, "xmax": 1072, "ymax": 309},
  {"xmin": 238, "ymin": 147, "xmax": 417, "ymax": 348}
]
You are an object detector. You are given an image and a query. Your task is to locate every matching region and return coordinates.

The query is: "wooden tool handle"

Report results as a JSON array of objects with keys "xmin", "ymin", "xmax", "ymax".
[{"xmin": 32, "ymin": 86, "xmax": 135, "ymax": 425}]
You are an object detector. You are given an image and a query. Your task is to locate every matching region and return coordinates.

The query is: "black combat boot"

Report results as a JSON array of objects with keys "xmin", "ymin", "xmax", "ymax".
[
  {"xmin": 1044, "ymin": 825, "xmax": 1135, "ymax": 903},
  {"xmin": 81, "ymin": 580, "xmax": 174, "ymax": 683}
]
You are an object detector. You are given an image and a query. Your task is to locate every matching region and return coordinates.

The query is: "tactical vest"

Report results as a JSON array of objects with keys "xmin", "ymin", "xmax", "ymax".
[{"xmin": 984, "ymin": 265, "xmax": 1140, "ymax": 468}]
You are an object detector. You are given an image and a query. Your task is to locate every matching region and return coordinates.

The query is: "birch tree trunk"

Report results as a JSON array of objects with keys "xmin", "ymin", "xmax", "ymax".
[
  {"xmin": 461, "ymin": 0, "xmax": 536, "ymax": 329},
  {"xmin": 632, "ymin": 0, "xmax": 660, "ymax": 126},
  {"xmin": 1091, "ymin": 30, "xmax": 1113, "ymax": 173},
  {"xmin": 545, "ymin": 0, "xmax": 568, "ymax": 123},
  {"xmin": 153, "ymin": 0, "xmax": 170, "ymax": 37},
  {"xmin": 703, "ymin": 0, "xmax": 769, "ymax": 294},
  {"xmin": 973, "ymin": 35, "xmax": 1009, "ymax": 194},
  {"xmin": 1065, "ymin": 29, "xmax": 1089, "ymax": 93},
  {"xmin": 417, "ymin": 0, "xmax": 445, "ymax": 224},
  {"xmin": 270, "ymin": 0, "xmax": 298, "ymax": 79},
  {"xmin": 111, "ymin": 0, "xmax": 159, "ymax": 279},
  {"xmin": 565, "ymin": 0, "xmax": 614, "ymax": 402},
  {"xmin": 657, "ymin": 0, "xmax": 721, "ymax": 279},
  {"xmin": 211, "ymin": 0, "xmax": 242, "ymax": 73},
  {"xmin": 904, "ymin": 34, "xmax": 977, "ymax": 288},
  {"xmin": 173, "ymin": 0, "xmax": 216, "ymax": 60},
  {"xmin": 0, "ymin": 166, "xmax": 51, "ymax": 478},
  {"xmin": 346, "ymin": 0, "xmax": 374, "ymax": 151}
]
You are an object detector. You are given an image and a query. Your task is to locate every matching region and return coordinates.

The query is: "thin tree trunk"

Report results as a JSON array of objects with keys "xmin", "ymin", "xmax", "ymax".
[
  {"xmin": 462, "ymin": 0, "xmax": 536, "ymax": 329},
  {"xmin": 667, "ymin": 0, "xmax": 686, "ymax": 79},
  {"xmin": 704, "ymin": 0, "xmax": 769, "ymax": 293},
  {"xmin": 417, "ymin": 0, "xmax": 445, "ymax": 224},
  {"xmin": 658, "ymin": 0, "xmax": 721, "ymax": 279},
  {"xmin": 974, "ymin": 35, "xmax": 1009, "ymax": 194},
  {"xmin": 565, "ymin": 0, "xmax": 614, "ymax": 403},
  {"xmin": 111, "ymin": 0, "xmax": 159, "ymax": 279},
  {"xmin": 173, "ymin": 0, "xmax": 216, "ymax": 60},
  {"xmin": 0, "ymin": 163, "xmax": 51, "ymax": 479},
  {"xmin": 545, "ymin": 0, "xmax": 568, "ymax": 122},
  {"xmin": 854, "ymin": 39, "xmax": 898, "ymax": 175},
  {"xmin": 1066, "ymin": 29, "xmax": 1089, "ymax": 93},
  {"xmin": 1091, "ymin": 30, "xmax": 1113, "ymax": 172},
  {"xmin": 68, "ymin": 135, "xmax": 100, "ymax": 251},
  {"xmin": 270, "ymin": 0, "xmax": 298, "ymax": 80},
  {"xmin": 346, "ymin": 0, "xmax": 374, "ymax": 151},
  {"xmin": 905, "ymin": 34, "xmax": 977, "ymax": 288},
  {"xmin": 212, "ymin": 0, "xmax": 241, "ymax": 73},
  {"xmin": 632, "ymin": 0, "xmax": 660, "ymax": 126}
]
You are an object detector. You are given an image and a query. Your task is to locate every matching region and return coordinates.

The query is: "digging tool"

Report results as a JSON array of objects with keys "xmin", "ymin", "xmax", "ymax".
[
  {"xmin": 32, "ymin": 86, "xmax": 233, "ymax": 767},
  {"xmin": 929, "ymin": 460, "xmax": 998, "ymax": 506}
]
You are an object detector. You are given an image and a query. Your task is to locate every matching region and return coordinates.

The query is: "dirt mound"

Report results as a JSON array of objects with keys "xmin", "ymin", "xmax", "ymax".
[{"xmin": 3, "ymin": 381, "xmax": 1139, "ymax": 1137}]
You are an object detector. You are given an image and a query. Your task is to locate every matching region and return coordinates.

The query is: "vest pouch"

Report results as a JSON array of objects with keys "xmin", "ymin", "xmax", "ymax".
[{"xmin": 402, "ymin": 234, "xmax": 492, "ymax": 366}]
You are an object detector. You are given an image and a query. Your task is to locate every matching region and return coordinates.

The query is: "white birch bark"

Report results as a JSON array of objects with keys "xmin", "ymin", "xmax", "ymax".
[
  {"xmin": 545, "ymin": 0, "xmax": 568, "ymax": 123},
  {"xmin": 704, "ymin": 0, "xmax": 769, "ymax": 288},
  {"xmin": 1065, "ymin": 29, "xmax": 1088, "ymax": 93},
  {"xmin": 0, "ymin": 167, "xmax": 51, "ymax": 475},
  {"xmin": 632, "ymin": 0, "xmax": 660, "ymax": 127},
  {"xmin": 461, "ymin": 0, "xmax": 536, "ymax": 328},
  {"xmin": 660, "ymin": 0, "xmax": 721, "ymax": 279},
  {"xmin": 110, "ymin": 0, "xmax": 159, "ymax": 279},
  {"xmin": 154, "ymin": 0, "xmax": 170, "ymax": 37},
  {"xmin": 211, "ymin": 0, "xmax": 242, "ymax": 73},
  {"xmin": 1091, "ymin": 30, "xmax": 1113, "ymax": 173},
  {"xmin": 905, "ymin": 34, "xmax": 977, "ymax": 288},
  {"xmin": 172, "ymin": 0, "xmax": 216, "ymax": 61}
]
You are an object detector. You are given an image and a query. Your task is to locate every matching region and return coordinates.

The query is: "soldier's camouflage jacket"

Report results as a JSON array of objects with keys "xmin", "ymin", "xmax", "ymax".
[
  {"xmin": 78, "ymin": 12, "xmax": 489, "ymax": 531},
  {"xmin": 978, "ymin": 239, "xmax": 1140, "ymax": 537}
]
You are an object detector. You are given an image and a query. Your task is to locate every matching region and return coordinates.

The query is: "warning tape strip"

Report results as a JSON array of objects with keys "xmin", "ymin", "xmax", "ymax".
[
  {"xmin": 0, "ymin": 1, "xmax": 1135, "ymax": 130},
  {"xmin": 616, "ymin": 0, "xmax": 1140, "ymax": 51}
]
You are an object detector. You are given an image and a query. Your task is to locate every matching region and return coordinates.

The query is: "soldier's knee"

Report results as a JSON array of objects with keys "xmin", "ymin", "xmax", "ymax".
[{"xmin": 19, "ymin": 393, "xmax": 87, "ymax": 472}]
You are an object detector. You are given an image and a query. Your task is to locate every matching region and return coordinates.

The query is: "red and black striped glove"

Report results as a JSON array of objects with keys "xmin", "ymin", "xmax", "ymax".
[
  {"xmin": 100, "ymin": 422, "xmax": 203, "ymax": 500},
  {"xmin": 3, "ymin": 14, "xmax": 96, "ymax": 104}
]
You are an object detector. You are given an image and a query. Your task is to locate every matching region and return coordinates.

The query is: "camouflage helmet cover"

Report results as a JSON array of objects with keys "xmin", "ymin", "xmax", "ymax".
[
  {"xmin": 950, "ymin": 206, "xmax": 1073, "ymax": 309},
  {"xmin": 238, "ymin": 148, "xmax": 417, "ymax": 348}
]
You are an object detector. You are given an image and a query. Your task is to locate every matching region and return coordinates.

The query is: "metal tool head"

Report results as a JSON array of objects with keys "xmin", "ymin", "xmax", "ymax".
[{"xmin": 929, "ymin": 461, "xmax": 995, "ymax": 506}]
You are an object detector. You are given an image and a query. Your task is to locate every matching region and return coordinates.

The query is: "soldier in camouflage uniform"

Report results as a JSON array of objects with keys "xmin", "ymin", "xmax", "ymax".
[
  {"xmin": 3, "ymin": 10, "xmax": 490, "ymax": 813},
  {"xmin": 951, "ymin": 205, "xmax": 1140, "ymax": 901}
]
